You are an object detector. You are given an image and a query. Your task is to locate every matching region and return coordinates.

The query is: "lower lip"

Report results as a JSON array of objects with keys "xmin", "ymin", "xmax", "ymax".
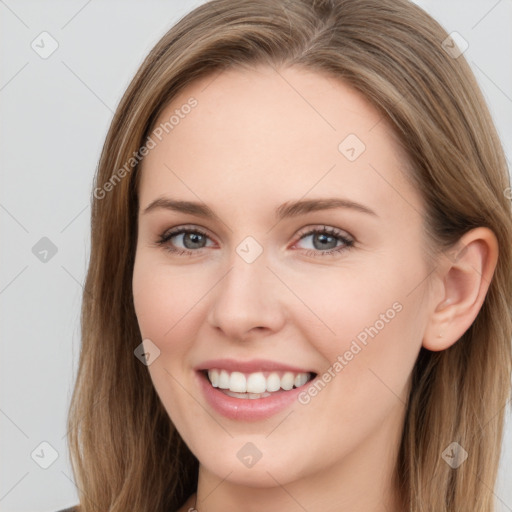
[{"xmin": 197, "ymin": 371, "xmax": 310, "ymax": 421}]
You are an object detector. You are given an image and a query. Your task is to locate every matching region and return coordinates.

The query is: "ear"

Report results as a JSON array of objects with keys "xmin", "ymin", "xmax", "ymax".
[{"xmin": 423, "ymin": 227, "xmax": 499, "ymax": 351}]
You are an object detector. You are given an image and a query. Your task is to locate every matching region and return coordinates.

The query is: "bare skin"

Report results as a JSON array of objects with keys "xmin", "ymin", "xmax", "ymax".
[{"xmin": 133, "ymin": 65, "xmax": 498, "ymax": 512}]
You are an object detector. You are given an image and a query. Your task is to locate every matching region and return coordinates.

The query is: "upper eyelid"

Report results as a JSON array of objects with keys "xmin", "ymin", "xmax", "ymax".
[
  {"xmin": 161, "ymin": 224, "xmax": 211, "ymax": 237},
  {"xmin": 295, "ymin": 225, "xmax": 353, "ymax": 240}
]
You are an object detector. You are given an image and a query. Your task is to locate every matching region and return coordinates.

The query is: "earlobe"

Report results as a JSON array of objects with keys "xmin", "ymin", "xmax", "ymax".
[{"xmin": 422, "ymin": 227, "xmax": 499, "ymax": 352}]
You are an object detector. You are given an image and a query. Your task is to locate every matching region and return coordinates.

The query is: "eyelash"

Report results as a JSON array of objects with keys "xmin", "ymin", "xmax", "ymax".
[{"xmin": 155, "ymin": 225, "xmax": 354, "ymax": 258}]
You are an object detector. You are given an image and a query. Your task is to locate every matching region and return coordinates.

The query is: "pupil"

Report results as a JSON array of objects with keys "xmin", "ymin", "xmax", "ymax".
[
  {"xmin": 314, "ymin": 233, "xmax": 336, "ymax": 250},
  {"xmin": 184, "ymin": 233, "xmax": 205, "ymax": 249}
]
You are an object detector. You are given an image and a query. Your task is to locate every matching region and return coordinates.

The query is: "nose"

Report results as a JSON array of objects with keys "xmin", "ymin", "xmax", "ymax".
[{"xmin": 207, "ymin": 250, "xmax": 287, "ymax": 341}]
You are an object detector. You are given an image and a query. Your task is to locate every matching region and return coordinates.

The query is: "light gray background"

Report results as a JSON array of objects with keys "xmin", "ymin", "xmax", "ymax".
[{"xmin": 0, "ymin": 1, "xmax": 511, "ymax": 511}]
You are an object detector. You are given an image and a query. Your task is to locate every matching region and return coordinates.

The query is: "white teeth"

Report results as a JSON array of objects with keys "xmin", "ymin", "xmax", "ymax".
[
  {"xmin": 266, "ymin": 372, "xmax": 281, "ymax": 392},
  {"xmin": 224, "ymin": 390, "xmax": 272, "ymax": 399},
  {"xmin": 229, "ymin": 371, "xmax": 246, "ymax": 393},
  {"xmin": 218, "ymin": 369, "xmax": 230, "ymax": 389},
  {"xmin": 206, "ymin": 369, "xmax": 313, "ymax": 394},
  {"xmin": 294, "ymin": 373, "xmax": 308, "ymax": 387},
  {"xmin": 209, "ymin": 369, "xmax": 219, "ymax": 387},
  {"xmin": 281, "ymin": 372, "xmax": 295, "ymax": 391},
  {"xmin": 247, "ymin": 372, "xmax": 267, "ymax": 393}
]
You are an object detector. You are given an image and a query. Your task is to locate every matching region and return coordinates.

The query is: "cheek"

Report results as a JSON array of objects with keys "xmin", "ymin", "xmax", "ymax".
[
  {"xmin": 132, "ymin": 253, "xmax": 208, "ymax": 346},
  {"xmin": 290, "ymin": 246, "xmax": 427, "ymax": 407},
  {"xmin": 288, "ymin": 289, "xmax": 422, "ymax": 477},
  {"xmin": 132, "ymin": 254, "xmax": 207, "ymax": 437},
  {"xmin": 282, "ymin": 259, "xmax": 423, "ymax": 358}
]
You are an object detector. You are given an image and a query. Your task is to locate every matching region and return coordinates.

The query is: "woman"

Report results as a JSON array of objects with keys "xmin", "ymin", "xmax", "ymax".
[{"xmin": 62, "ymin": 0, "xmax": 512, "ymax": 511}]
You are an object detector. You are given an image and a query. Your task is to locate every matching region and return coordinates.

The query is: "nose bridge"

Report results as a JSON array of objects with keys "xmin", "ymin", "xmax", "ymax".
[{"xmin": 207, "ymin": 241, "xmax": 285, "ymax": 337}]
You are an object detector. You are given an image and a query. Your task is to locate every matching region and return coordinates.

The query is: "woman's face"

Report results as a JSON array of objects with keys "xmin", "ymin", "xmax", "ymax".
[{"xmin": 133, "ymin": 65, "xmax": 433, "ymax": 495}]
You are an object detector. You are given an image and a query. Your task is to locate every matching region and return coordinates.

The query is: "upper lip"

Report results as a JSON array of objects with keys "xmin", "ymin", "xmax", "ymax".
[{"xmin": 194, "ymin": 358, "xmax": 316, "ymax": 374}]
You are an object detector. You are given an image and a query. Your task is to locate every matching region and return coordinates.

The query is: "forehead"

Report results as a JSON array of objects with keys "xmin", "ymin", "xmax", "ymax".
[{"xmin": 138, "ymin": 65, "xmax": 422, "ymax": 221}]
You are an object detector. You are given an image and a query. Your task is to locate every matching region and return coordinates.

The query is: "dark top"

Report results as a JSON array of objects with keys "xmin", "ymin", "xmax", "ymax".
[{"xmin": 57, "ymin": 507, "xmax": 79, "ymax": 512}]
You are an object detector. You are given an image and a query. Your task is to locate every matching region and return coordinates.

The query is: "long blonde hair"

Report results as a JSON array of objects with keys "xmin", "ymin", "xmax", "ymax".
[{"xmin": 67, "ymin": 0, "xmax": 512, "ymax": 510}]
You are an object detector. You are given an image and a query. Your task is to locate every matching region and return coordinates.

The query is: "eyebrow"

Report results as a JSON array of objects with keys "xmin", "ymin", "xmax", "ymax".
[{"xmin": 143, "ymin": 196, "xmax": 377, "ymax": 220}]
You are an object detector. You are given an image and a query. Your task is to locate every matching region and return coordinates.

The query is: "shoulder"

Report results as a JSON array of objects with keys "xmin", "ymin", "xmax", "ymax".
[{"xmin": 56, "ymin": 507, "xmax": 80, "ymax": 512}]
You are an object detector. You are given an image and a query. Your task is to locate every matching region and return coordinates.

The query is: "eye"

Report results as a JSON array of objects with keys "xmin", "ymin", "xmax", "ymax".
[
  {"xmin": 293, "ymin": 226, "xmax": 354, "ymax": 257},
  {"xmin": 154, "ymin": 224, "xmax": 354, "ymax": 258},
  {"xmin": 155, "ymin": 225, "xmax": 216, "ymax": 255}
]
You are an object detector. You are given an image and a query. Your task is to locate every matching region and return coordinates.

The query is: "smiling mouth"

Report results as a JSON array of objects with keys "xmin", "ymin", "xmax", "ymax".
[{"xmin": 202, "ymin": 368, "xmax": 317, "ymax": 399}]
